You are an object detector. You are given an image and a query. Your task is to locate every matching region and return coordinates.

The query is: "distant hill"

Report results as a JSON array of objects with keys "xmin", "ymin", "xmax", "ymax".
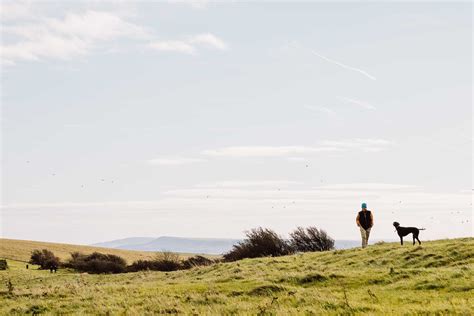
[
  {"xmin": 92, "ymin": 237, "xmax": 157, "ymax": 249},
  {"xmin": 93, "ymin": 236, "xmax": 240, "ymax": 254},
  {"xmin": 92, "ymin": 237, "xmax": 368, "ymax": 254}
]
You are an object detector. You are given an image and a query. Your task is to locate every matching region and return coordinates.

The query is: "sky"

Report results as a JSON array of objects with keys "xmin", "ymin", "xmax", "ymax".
[{"xmin": 1, "ymin": 1, "xmax": 472, "ymax": 245}]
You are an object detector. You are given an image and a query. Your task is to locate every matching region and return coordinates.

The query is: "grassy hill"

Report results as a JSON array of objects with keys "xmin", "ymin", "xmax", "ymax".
[
  {"xmin": 0, "ymin": 238, "xmax": 203, "ymax": 263},
  {"xmin": 1, "ymin": 238, "xmax": 473, "ymax": 314}
]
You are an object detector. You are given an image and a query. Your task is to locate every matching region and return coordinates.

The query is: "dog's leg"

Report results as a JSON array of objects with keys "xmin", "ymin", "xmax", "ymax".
[
  {"xmin": 414, "ymin": 231, "xmax": 421, "ymax": 245},
  {"xmin": 415, "ymin": 234, "xmax": 421, "ymax": 245},
  {"xmin": 400, "ymin": 236, "xmax": 403, "ymax": 245},
  {"xmin": 412, "ymin": 235, "xmax": 416, "ymax": 245}
]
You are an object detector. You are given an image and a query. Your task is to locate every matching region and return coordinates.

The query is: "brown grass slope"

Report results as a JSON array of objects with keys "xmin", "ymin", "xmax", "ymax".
[{"xmin": 0, "ymin": 238, "xmax": 204, "ymax": 263}]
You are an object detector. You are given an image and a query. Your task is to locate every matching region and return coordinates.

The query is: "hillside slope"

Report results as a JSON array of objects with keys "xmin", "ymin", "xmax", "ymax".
[
  {"xmin": 1, "ymin": 238, "xmax": 473, "ymax": 315},
  {"xmin": 0, "ymin": 238, "xmax": 194, "ymax": 263}
]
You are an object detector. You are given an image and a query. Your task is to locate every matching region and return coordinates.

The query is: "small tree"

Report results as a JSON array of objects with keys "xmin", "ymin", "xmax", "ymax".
[
  {"xmin": 289, "ymin": 226, "xmax": 335, "ymax": 252},
  {"xmin": 223, "ymin": 227, "xmax": 292, "ymax": 262},
  {"xmin": 181, "ymin": 255, "xmax": 214, "ymax": 269},
  {"xmin": 29, "ymin": 249, "xmax": 61, "ymax": 270}
]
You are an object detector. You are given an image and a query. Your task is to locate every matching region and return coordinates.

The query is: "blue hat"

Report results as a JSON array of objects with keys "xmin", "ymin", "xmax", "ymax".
[{"xmin": 361, "ymin": 203, "xmax": 367, "ymax": 209}]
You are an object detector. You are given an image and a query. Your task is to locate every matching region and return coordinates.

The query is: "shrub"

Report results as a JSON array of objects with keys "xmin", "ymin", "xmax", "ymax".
[
  {"xmin": 29, "ymin": 249, "xmax": 61, "ymax": 270},
  {"xmin": 289, "ymin": 226, "xmax": 335, "ymax": 252},
  {"xmin": 128, "ymin": 253, "xmax": 213, "ymax": 272},
  {"xmin": 66, "ymin": 252, "xmax": 127, "ymax": 274},
  {"xmin": 181, "ymin": 255, "xmax": 214, "ymax": 269},
  {"xmin": 128, "ymin": 252, "xmax": 182, "ymax": 272},
  {"xmin": 223, "ymin": 227, "xmax": 292, "ymax": 262},
  {"xmin": 127, "ymin": 259, "xmax": 156, "ymax": 272},
  {"xmin": 153, "ymin": 251, "xmax": 182, "ymax": 271},
  {"xmin": 0, "ymin": 259, "xmax": 8, "ymax": 270}
]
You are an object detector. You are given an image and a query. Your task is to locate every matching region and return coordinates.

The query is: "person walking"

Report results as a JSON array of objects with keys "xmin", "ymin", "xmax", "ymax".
[{"xmin": 356, "ymin": 202, "xmax": 373, "ymax": 248}]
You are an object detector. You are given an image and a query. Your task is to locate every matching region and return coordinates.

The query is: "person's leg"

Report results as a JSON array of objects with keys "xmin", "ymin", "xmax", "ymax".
[
  {"xmin": 360, "ymin": 227, "xmax": 367, "ymax": 248},
  {"xmin": 365, "ymin": 228, "xmax": 371, "ymax": 247}
]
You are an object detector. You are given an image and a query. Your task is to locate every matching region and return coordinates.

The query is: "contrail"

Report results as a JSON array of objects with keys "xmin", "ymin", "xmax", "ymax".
[
  {"xmin": 308, "ymin": 48, "xmax": 377, "ymax": 81},
  {"xmin": 338, "ymin": 96, "xmax": 376, "ymax": 110},
  {"xmin": 290, "ymin": 43, "xmax": 377, "ymax": 80}
]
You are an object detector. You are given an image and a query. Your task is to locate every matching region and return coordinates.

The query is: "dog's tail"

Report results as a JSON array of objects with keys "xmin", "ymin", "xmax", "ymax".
[{"xmin": 419, "ymin": 228, "xmax": 426, "ymax": 230}]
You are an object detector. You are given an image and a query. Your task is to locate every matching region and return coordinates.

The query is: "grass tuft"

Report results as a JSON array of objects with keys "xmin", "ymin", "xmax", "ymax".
[{"xmin": 248, "ymin": 285, "xmax": 286, "ymax": 296}]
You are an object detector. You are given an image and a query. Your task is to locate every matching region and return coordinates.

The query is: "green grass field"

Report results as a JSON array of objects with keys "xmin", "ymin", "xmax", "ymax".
[{"xmin": 1, "ymin": 238, "xmax": 473, "ymax": 315}]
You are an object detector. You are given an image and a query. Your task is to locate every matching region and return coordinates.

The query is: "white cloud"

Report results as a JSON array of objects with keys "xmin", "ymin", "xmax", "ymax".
[
  {"xmin": 0, "ymin": 1, "xmax": 34, "ymax": 21},
  {"xmin": 46, "ymin": 11, "xmax": 149, "ymax": 41},
  {"xmin": 147, "ymin": 157, "xmax": 205, "ymax": 165},
  {"xmin": 201, "ymin": 145, "xmax": 342, "ymax": 157},
  {"xmin": 2, "ymin": 184, "xmax": 466, "ymax": 210},
  {"xmin": 167, "ymin": 0, "xmax": 210, "ymax": 9},
  {"xmin": 159, "ymin": 185, "xmax": 468, "ymax": 208},
  {"xmin": 286, "ymin": 157, "xmax": 307, "ymax": 162},
  {"xmin": 2, "ymin": 4, "xmax": 228, "ymax": 64},
  {"xmin": 3, "ymin": 184, "xmax": 470, "ymax": 240},
  {"xmin": 2, "ymin": 33, "xmax": 89, "ymax": 63},
  {"xmin": 315, "ymin": 183, "xmax": 420, "ymax": 191},
  {"xmin": 304, "ymin": 105, "xmax": 336, "ymax": 116},
  {"xmin": 189, "ymin": 33, "xmax": 228, "ymax": 50},
  {"xmin": 148, "ymin": 41, "xmax": 196, "ymax": 54},
  {"xmin": 320, "ymin": 139, "xmax": 393, "ymax": 152},
  {"xmin": 1, "ymin": 10, "xmax": 149, "ymax": 64},
  {"xmin": 202, "ymin": 139, "xmax": 392, "ymax": 158},
  {"xmin": 149, "ymin": 33, "xmax": 227, "ymax": 54},
  {"xmin": 196, "ymin": 180, "xmax": 301, "ymax": 188},
  {"xmin": 338, "ymin": 96, "xmax": 376, "ymax": 110}
]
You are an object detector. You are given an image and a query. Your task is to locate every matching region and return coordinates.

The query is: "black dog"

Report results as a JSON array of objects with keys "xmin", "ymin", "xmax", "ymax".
[{"xmin": 393, "ymin": 222, "xmax": 425, "ymax": 245}]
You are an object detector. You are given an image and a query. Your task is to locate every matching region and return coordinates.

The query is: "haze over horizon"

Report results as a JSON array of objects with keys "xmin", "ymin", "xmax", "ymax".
[{"xmin": 1, "ymin": 1, "xmax": 472, "ymax": 245}]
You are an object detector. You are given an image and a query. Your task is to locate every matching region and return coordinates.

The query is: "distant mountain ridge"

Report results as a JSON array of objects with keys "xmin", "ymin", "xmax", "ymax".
[
  {"xmin": 92, "ymin": 237, "xmax": 366, "ymax": 254},
  {"xmin": 93, "ymin": 236, "xmax": 240, "ymax": 255},
  {"xmin": 92, "ymin": 237, "xmax": 157, "ymax": 249}
]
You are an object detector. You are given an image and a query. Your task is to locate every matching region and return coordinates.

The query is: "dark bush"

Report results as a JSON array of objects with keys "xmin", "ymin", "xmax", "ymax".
[
  {"xmin": 0, "ymin": 259, "xmax": 8, "ymax": 270},
  {"xmin": 181, "ymin": 255, "xmax": 214, "ymax": 269},
  {"xmin": 289, "ymin": 226, "xmax": 335, "ymax": 252},
  {"xmin": 66, "ymin": 252, "xmax": 127, "ymax": 274},
  {"xmin": 153, "ymin": 251, "xmax": 182, "ymax": 271},
  {"xmin": 128, "ymin": 251, "xmax": 182, "ymax": 272},
  {"xmin": 223, "ymin": 227, "xmax": 292, "ymax": 262},
  {"xmin": 29, "ymin": 249, "xmax": 61, "ymax": 270},
  {"xmin": 127, "ymin": 259, "xmax": 156, "ymax": 272}
]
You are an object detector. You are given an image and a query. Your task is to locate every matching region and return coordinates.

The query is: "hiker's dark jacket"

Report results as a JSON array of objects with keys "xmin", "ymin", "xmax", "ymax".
[{"xmin": 358, "ymin": 210, "xmax": 373, "ymax": 230}]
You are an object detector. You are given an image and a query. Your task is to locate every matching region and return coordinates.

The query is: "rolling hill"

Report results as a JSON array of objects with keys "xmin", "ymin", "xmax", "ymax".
[
  {"xmin": 1, "ymin": 237, "xmax": 472, "ymax": 314},
  {"xmin": 0, "ymin": 238, "xmax": 207, "ymax": 264}
]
